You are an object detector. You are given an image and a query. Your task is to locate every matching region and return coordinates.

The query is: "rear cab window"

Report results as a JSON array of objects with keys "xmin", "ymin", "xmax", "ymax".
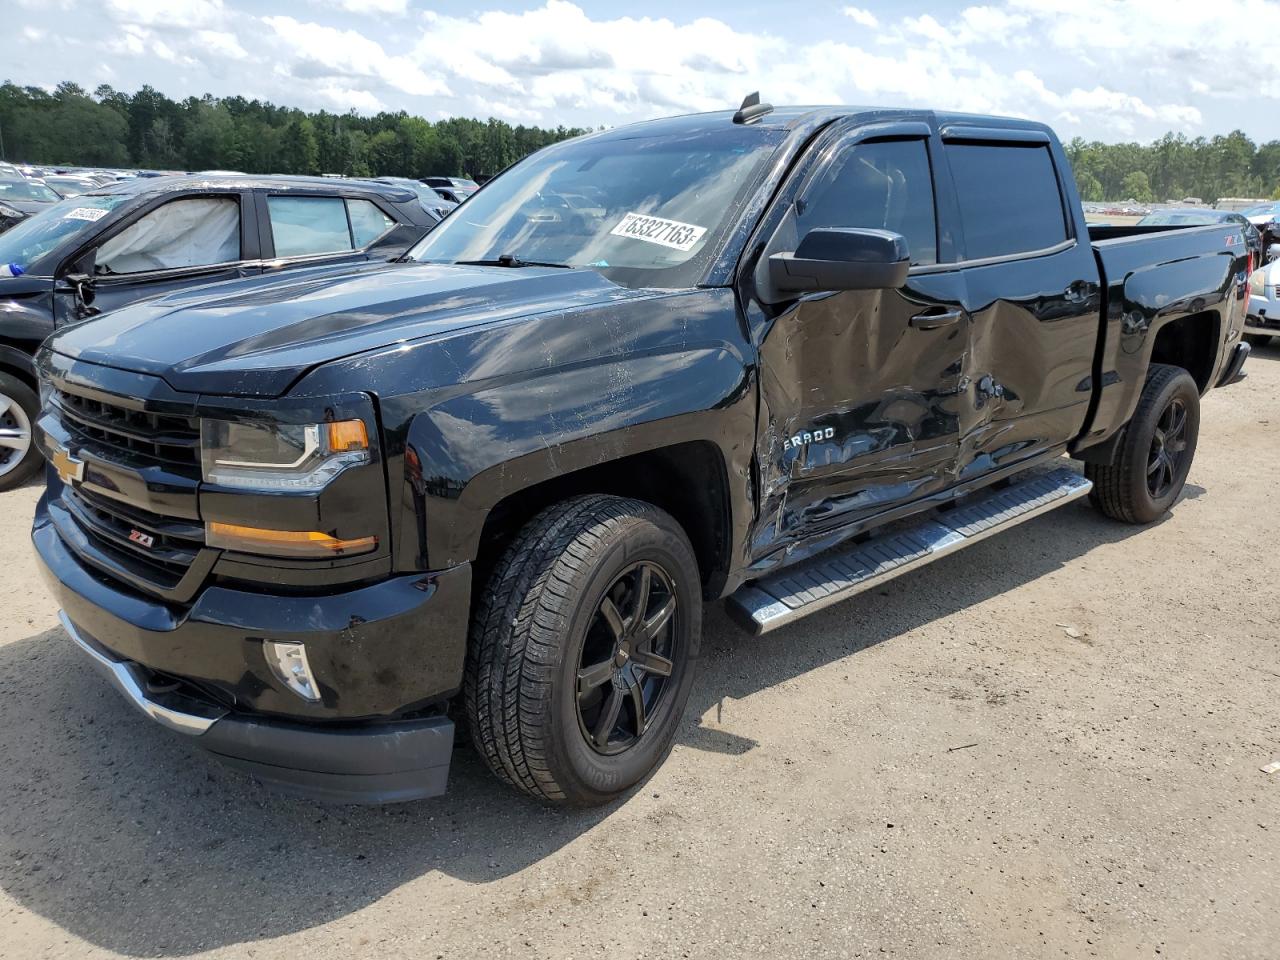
[
  {"xmin": 945, "ymin": 142, "xmax": 1069, "ymax": 260},
  {"xmin": 266, "ymin": 195, "xmax": 397, "ymax": 258}
]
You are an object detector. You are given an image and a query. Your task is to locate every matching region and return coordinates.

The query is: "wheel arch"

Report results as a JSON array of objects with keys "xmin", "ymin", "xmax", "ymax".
[
  {"xmin": 0, "ymin": 342, "xmax": 39, "ymax": 390},
  {"xmin": 1148, "ymin": 309, "xmax": 1221, "ymax": 395},
  {"xmin": 472, "ymin": 441, "xmax": 736, "ymax": 602}
]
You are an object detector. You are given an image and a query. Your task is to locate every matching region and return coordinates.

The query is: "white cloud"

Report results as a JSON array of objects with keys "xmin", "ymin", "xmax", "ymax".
[
  {"xmin": 316, "ymin": 0, "xmax": 408, "ymax": 13},
  {"xmin": 316, "ymin": 84, "xmax": 386, "ymax": 112},
  {"xmin": 842, "ymin": 6, "xmax": 879, "ymax": 29},
  {"xmin": 104, "ymin": 0, "xmax": 226, "ymax": 28},
  {"xmin": 262, "ymin": 15, "xmax": 449, "ymax": 97},
  {"xmin": 195, "ymin": 30, "xmax": 247, "ymax": 60}
]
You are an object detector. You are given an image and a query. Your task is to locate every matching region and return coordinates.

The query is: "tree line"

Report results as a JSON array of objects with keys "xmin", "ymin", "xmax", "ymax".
[
  {"xmin": 4, "ymin": 81, "xmax": 1280, "ymax": 204},
  {"xmin": 1066, "ymin": 133, "xmax": 1280, "ymax": 204},
  {"xmin": 0, "ymin": 81, "xmax": 589, "ymax": 181}
]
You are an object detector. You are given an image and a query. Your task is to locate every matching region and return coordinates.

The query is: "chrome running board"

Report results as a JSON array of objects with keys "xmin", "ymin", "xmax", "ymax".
[{"xmin": 726, "ymin": 468, "xmax": 1093, "ymax": 635}]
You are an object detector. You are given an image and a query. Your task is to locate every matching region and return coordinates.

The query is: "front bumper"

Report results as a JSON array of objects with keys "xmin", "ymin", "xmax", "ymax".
[
  {"xmin": 1246, "ymin": 289, "xmax": 1280, "ymax": 337},
  {"xmin": 34, "ymin": 495, "xmax": 472, "ymax": 803}
]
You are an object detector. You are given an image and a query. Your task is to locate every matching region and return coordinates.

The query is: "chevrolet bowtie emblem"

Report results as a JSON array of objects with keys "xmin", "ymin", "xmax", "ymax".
[{"xmin": 51, "ymin": 447, "xmax": 85, "ymax": 486}]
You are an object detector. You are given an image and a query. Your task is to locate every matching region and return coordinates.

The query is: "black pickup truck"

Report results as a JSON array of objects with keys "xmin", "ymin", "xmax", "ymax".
[{"xmin": 31, "ymin": 102, "xmax": 1251, "ymax": 806}]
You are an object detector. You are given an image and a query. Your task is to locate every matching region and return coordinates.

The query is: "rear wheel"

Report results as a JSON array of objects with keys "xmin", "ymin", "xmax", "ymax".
[
  {"xmin": 1086, "ymin": 363, "xmax": 1199, "ymax": 524},
  {"xmin": 0, "ymin": 372, "xmax": 40, "ymax": 493},
  {"xmin": 465, "ymin": 495, "xmax": 701, "ymax": 806}
]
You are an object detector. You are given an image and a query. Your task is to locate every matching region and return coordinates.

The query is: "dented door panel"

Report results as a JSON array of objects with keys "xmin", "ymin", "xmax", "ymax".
[
  {"xmin": 956, "ymin": 243, "xmax": 1101, "ymax": 477},
  {"xmin": 752, "ymin": 269, "xmax": 967, "ymax": 564}
]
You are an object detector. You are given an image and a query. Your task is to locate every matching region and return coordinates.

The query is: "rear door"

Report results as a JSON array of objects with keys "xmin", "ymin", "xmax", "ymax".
[
  {"xmin": 940, "ymin": 128, "xmax": 1101, "ymax": 477},
  {"xmin": 256, "ymin": 192, "xmax": 404, "ymax": 274},
  {"xmin": 59, "ymin": 191, "xmax": 259, "ymax": 318},
  {"xmin": 751, "ymin": 120, "xmax": 971, "ymax": 559}
]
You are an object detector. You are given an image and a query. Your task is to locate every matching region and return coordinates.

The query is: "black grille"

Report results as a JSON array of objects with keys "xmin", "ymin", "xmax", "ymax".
[
  {"xmin": 63, "ymin": 486, "xmax": 204, "ymax": 588},
  {"xmin": 54, "ymin": 389, "xmax": 200, "ymax": 470}
]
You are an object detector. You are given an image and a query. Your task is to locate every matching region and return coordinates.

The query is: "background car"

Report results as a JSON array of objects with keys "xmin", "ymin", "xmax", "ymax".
[
  {"xmin": 421, "ymin": 176, "xmax": 479, "ymax": 204},
  {"xmin": 0, "ymin": 177, "xmax": 60, "ymax": 232},
  {"xmin": 1239, "ymin": 200, "xmax": 1280, "ymax": 226},
  {"xmin": 0, "ymin": 174, "xmax": 443, "ymax": 489},
  {"xmin": 1137, "ymin": 207, "xmax": 1253, "ymax": 228},
  {"xmin": 43, "ymin": 175, "xmax": 104, "ymax": 198},
  {"xmin": 368, "ymin": 176, "xmax": 457, "ymax": 220}
]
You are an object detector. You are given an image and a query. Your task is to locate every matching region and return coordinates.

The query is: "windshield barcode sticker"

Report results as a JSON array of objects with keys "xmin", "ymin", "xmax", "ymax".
[
  {"xmin": 610, "ymin": 213, "xmax": 707, "ymax": 252},
  {"xmin": 65, "ymin": 207, "xmax": 109, "ymax": 222}
]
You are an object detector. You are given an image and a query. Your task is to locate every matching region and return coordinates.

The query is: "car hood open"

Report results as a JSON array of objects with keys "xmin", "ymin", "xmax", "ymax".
[{"xmin": 49, "ymin": 261, "xmax": 649, "ymax": 397}]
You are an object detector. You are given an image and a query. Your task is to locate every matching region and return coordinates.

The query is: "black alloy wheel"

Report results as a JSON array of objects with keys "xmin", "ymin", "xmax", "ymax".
[
  {"xmin": 1146, "ymin": 397, "xmax": 1189, "ymax": 500},
  {"xmin": 1086, "ymin": 363, "xmax": 1200, "ymax": 524},
  {"xmin": 465, "ymin": 495, "xmax": 701, "ymax": 805},
  {"xmin": 575, "ymin": 561, "xmax": 679, "ymax": 756}
]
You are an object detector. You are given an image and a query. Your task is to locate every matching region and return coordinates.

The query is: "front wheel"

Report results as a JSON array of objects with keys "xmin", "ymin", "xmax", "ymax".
[
  {"xmin": 0, "ymin": 372, "xmax": 40, "ymax": 493},
  {"xmin": 1086, "ymin": 363, "xmax": 1199, "ymax": 524},
  {"xmin": 465, "ymin": 495, "xmax": 701, "ymax": 806}
]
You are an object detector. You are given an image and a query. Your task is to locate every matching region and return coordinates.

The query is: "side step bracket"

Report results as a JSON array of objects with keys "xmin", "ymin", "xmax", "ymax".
[{"xmin": 726, "ymin": 468, "xmax": 1092, "ymax": 635}]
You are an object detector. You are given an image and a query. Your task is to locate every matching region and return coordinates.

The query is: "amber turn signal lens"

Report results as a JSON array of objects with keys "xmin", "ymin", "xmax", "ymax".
[
  {"xmin": 326, "ymin": 420, "xmax": 369, "ymax": 453},
  {"xmin": 207, "ymin": 521, "xmax": 377, "ymax": 558}
]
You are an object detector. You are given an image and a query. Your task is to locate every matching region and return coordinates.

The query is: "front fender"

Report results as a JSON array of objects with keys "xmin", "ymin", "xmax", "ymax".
[
  {"xmin": 0, "ymin": 280, "xmax": 56, "ymax": 376},
  {"xmin": 397, "ymin": 342, "xmax": 756, "ymax": 570}
]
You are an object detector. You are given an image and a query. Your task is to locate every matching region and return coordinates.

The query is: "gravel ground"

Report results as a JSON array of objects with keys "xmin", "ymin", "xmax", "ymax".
[{"xmin": 1, "ymin": 350, "xmax": 1278, "ymax": 960}]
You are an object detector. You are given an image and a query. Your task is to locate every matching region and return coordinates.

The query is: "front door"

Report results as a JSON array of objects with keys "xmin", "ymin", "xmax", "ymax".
[
  {"xmin": 54, "ymin": 193, "xmax": 259, "ymax": 322},
  {"xmin": 751, "ymin": 128, "xmax": 970, "ymax": 564}
]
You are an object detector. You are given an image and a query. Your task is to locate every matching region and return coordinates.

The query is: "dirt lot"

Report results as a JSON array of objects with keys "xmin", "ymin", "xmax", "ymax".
[{"xmin": 2, "ymin": 349, "xmax": 1278, "ymax": 960}]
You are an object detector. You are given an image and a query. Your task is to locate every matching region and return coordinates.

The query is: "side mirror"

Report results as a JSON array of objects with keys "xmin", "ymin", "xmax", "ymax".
[{"xmin": 769, "ymin": 228, "xmax": 910, "ymax": 294}]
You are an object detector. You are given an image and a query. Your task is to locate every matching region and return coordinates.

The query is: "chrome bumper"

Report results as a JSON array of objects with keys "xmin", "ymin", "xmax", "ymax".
[{"xmin": 60, "ymin": 610, "xmax": 225, "ymax": 735}]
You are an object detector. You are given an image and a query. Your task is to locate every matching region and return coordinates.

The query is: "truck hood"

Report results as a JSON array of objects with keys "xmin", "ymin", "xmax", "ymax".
[{"xmin": 48, "ymin": 261, "xmax": 646, "ymax": 397}]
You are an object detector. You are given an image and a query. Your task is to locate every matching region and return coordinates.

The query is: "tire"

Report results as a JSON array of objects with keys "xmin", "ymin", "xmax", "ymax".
[
  {"xmin": 0, "ymin": 372, "xmax": 40, "ymax": 493},
  {"xmin": 465, "ymin": 495, "xmax": 701, "ymax": 806},
  {"xmin": 1244, "ymin": 333, "xmax": 1272, "ymax": 348},
  {"xmin": 1085, "ymin": 363, "xmax": 1199, "ymax": 524}
]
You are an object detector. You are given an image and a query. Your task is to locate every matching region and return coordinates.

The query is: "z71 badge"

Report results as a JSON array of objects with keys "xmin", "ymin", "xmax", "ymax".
[{"xmin": 783, "ymin": 427, "xmax": 836, "ymax": 451}]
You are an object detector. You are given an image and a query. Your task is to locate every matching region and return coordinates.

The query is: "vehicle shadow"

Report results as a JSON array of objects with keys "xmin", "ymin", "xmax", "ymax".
[{"xmin": 0, "ymin": 496, "xmax": 1167, "ymax": 957}]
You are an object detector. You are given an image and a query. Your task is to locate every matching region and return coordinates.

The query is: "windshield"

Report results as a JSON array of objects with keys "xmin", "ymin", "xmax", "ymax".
[
  {"xmin": 407, "ymin": 126, "xmax": 785, "ymax": 289},
  {"xmin": 0, "ymin": 179, "xmax": 59, "ymax": 203},
  {"xmin": 0, "ymin": 194, "xmax": 128, "ymax": 273}
]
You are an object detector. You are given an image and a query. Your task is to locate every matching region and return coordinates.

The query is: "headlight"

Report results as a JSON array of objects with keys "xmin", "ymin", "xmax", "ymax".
[
  {"xmin": 1250, "ymin": 270, "xmax": 1266, "ymax": 297},
  {"xmin": 201, "ymin": 418, "xmax": 370, "ymax": 491},
  {"xmin": 0, "ymin": 202, "xmax": 20, "ymax": 219}
]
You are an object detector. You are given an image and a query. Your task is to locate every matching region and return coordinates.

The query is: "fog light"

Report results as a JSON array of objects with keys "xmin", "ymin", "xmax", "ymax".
[{"xmin": 263, "ymin": 640, "xmax": 321, "ymax": 702}]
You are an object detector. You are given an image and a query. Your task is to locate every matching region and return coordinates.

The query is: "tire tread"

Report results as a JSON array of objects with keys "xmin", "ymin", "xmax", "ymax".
[{"xmin": 464, "ymin": 495, "xmax": 688, "ymax": 803}]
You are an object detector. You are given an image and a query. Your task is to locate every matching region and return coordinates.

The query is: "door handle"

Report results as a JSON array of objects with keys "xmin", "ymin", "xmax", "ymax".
[{"xmin": 909, "ymin": 307, "xmax": 964, "ymax": 330}]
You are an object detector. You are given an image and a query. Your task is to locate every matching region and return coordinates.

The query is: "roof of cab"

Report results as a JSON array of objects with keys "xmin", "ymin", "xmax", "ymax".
[
  {"xmin": 86, "ymin": 174, "xmax": 417, "ymax": 203},
  {"xmin": 585, "ymin": 105, "xmax": 1057, "ymax": 143}
]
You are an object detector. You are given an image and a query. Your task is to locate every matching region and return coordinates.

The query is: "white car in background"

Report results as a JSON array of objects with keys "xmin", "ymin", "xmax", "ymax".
[{"xmin": 1247, "ymin": 246, "xmax": 1280, "ymax": 346}]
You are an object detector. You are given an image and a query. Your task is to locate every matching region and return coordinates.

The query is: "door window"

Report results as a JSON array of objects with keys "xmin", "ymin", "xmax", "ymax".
[
  {"xmin": 95, "ymin": 196, "xmax": 240, "ymax": 275},
  {"xmin": 267, "ymin": 196, "xmax": 350, "ymax": 258},
  {"xmin": 800, "ymin": 139, "xmax": 938, "ymax": 266},
  {"xmin": 946, "ymin": 144, "xmax": 1069, "ymax": 260},
  {"xmin": 348, "ymin": 199, "xmax": 395, "ymax": 247},
  {"xmin": 267, "ymin": 196, "xmax": 398, "ymax": 258}
]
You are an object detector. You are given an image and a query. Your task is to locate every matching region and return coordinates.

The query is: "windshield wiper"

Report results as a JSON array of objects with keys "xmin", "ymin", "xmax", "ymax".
[{"xmin": 455, "ymin": 253, "xmax": 573, "ymax": 269}]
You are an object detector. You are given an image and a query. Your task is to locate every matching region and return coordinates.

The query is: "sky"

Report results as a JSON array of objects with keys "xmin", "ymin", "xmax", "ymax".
[{"xmin": 7, "ymin": 0, "xmax": 1277, "ymax": 143}]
